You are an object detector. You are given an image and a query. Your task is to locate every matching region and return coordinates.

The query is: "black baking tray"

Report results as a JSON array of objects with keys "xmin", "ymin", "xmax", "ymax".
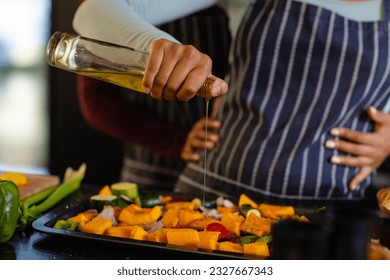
[
  {"xmin": 32, "ymin": 184, "xmax": 389, "ymax": 260},
  {"xmin": 32, "ymin": 186, "xmax": 263, "ymax": 260}
]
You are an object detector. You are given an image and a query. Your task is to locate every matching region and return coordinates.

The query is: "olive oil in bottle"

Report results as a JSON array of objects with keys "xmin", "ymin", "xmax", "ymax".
[
  {"xmin": 74, "ymin": 69, "xmax": 145, "ymax": 93},
  {"xmin": 46, "ymin": 31, "xmax": 218, "ymax": 98}
]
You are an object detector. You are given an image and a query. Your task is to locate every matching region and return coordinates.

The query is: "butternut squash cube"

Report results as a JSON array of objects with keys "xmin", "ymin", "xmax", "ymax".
[
  {"xmin": 166, "ymin": 228, "xmax": 199, "ymax": 247},
  {"xmin": 218, "ymin": 241, "xmax": 243, "ymax": 254},
  {"xmin": 118, "ymin": 205, "xmax": 162, "ymax": 225},
  {"xmin": 147, "ymin": 228, "xmax": 169, "ymax": 243},
  {"xmin": 67, "ymin": 211, "xmax": 96, "ymax": 226},
  {"xmin": 81, "ymin": 217, "xmax": 112, "ymax": 235},
  {"xmin": 243, "ymin": 242, "xmax": 270, "ymax": 257},
  {"xmin": 145, "ymin": 206, "xmax": 163, "ymax": 222},
  {"xmin": 240, "ymin": 213, "xmax": 274, "ymax": 236},
  {"xmin": 129, "ymin": 226, "xmax": 148, "ymax": 241},
  {"xmin": 117, "ymin": 222, "xmax": 145, "ymax": 229},
  {"xmin": 188, "ymin": 217, "xmax": 220, "ymax": 230},
  {"xmin": 197, "ymin": 231, "xmax": 220, "ymax": 250},
  {"xmin": 106, "ymin": 226, "xmax": 135, "ymax": 238},
  {"xmin": 161, "ymin": 208, "xmax": 179, "ymax": 227},
  {"xmin": 178, "ymin": 209, "xmax": 204, "ymax": 227},
  {"xmin": 238, "ymin": 193, "xmax": 258, "ymax": 208},
  {"xmin": 98, "ymin": 185, "xmax": 112, "ymax": 195},
  {"xmin": 165, "ymin": 201, "xmax": 196, "ymax": 210},
  {"xmin": 221, "ymin": 212, "xmax": 245, "ymax": 235},
  {"xmin": 127, "ymin": 204, "xmax": 143, "ymax": 212},
  {"xmin": 258, "ymin": 203, "xmax": 295, "ymax": 219},
  {"xmin": 160, "ymin": 196, "xmax": 172, "ymax": 204},
  {"xmin": 298, "ymin": 215, "xmax": 310, "ymax": 223}
]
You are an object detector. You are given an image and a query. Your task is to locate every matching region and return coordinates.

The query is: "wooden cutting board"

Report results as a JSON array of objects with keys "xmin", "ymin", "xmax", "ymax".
[
  {"xmin": 19, "ymin": 173, "xmax": 60, "ymax": 200},
  {"xmin": 0, "ymin": 172, "xmax": 60, "ymax": 200}
]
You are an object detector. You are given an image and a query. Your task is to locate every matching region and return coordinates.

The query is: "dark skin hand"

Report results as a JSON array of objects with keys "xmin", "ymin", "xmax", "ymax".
[
  {"xmin": 377, "ymin": 187, "xmax": 390, "ymax": 216},
  {"xmin": 143, "ymin": 39, "xmax": 228, "ymax": 101},
  {"xmin": 180, "ymin": 96, "xmax": 223, "ymax": 161},
  {"xmin": 180, "ymin": 118, "xmax": 221, "ymax": 162},
  {"xmin": 325, "ymin": 107, "xmax": 390, "ymax": 191}
]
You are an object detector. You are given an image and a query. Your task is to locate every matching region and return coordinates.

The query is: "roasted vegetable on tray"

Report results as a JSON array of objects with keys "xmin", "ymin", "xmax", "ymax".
[{"xmin": 52, "ymin": 182, "xmax": 311, "ymax": 258}]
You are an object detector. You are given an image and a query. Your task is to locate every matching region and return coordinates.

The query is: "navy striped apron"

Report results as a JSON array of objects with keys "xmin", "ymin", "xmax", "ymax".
[
  {"xmin": 120, "ymin": 7, "xmax": 231, "ymax": 191},
  {"xmin": 176, "ymin": 0, "xmax": 390, "ymax": 201}
]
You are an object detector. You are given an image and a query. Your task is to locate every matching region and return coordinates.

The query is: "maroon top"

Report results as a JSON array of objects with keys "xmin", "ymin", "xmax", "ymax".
[{"xmin": 77, "ymin": 75, "xmax": 187, "ymax": 162}]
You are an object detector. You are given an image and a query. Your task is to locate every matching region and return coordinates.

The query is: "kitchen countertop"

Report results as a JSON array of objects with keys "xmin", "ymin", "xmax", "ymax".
[{"xmin": 1, "ymin": 184, "xmax": 389, "ymax": 260}]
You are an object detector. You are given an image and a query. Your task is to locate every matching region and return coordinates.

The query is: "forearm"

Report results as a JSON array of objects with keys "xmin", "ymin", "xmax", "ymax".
[
  {"xmin": 78, "ymin": 76, "xmax": 188, "ymax": 161},
  {"xmin": 73, "ymin": 0, "xmax": 217, "ymax": 50}
]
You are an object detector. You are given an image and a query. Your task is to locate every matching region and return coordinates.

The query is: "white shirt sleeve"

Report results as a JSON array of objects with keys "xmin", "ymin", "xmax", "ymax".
[{"xmin": 73, "ymin": 0, "xmax": 217, "ymax": 51}]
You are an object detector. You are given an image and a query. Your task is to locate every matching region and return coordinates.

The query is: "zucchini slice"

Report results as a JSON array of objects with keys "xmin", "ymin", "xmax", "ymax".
[
  {"xmin": 239, "ymin": 204, "xmax": 254, "ymax": 216},
  {"xmin": 247, "ymin": 208, "xmax": 261, "ymax": 218},
  {"xmin": 136, "ymin": 193, "xmax": 161, "ymax": 208},
  {"xmin": 110, "ymin": 182, "xmax": 139, "ymax": 199},
  {"xmin": 89, "ymin": 194, "xmax": 118, "ymax": 211}
]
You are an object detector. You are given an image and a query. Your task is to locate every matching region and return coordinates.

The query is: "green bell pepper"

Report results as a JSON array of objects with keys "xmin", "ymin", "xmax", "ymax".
[
  {"xmin": 53, "ymin": 220, "xmax": 79, "ymax": 231},
  {"xmin": 0, "ymin": 163, "xmax": 87, "ymax": 243},
  {"xmin": 0, "ymin": 180, "xmax": 20, "ymax": 243}
]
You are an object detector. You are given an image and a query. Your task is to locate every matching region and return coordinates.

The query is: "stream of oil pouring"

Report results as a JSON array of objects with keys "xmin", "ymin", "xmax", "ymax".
[{"xmin": 203, "ymin": 100, "xmax": 210, "ymax": 206}]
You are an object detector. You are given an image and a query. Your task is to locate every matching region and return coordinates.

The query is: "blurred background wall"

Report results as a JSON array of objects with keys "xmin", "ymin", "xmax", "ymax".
[
  {"xmin": 48, "ymin": 0, "xmax": 123, "ymax": 185},
  {"xmin": 0, "ymin": 0, "xmax": 51, "ymax": 174},
  {"xmin": 0, "ymin": 0, "xmax": 122, "ymax": 185}
]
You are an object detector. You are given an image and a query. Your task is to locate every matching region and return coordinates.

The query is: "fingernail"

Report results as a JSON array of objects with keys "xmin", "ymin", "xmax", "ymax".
[
  {"xmin": 349, "ymin": 183, "xmax": 357, "ymax": 191},
  {"xmin": 212, "ymin": 121, "xmax": 221, "ymax": 128},
  {"xmin": 331, "ymin": 156, "xmax": 341, "ymax": 164},
  {"xmin": 330, "ymin": 128, "xmax": 340, "ymax": 136},
  {"xmin": 143, "ymin": 87, "xmax": 150, "ymax": 94},
  {"xmin": 325, "ymin": 140, "xmax": 336, "ymax": 149},
  {"xmin": 209, "ymin": 134, "xmax": 219, "ymax": 141},
  {"xmin": 369, "ymin": 106, "xmax": 377, "ymax": 114},
  {"xmin": 211, "ymin": 85, "xmax": 221, "ymax": 96}
]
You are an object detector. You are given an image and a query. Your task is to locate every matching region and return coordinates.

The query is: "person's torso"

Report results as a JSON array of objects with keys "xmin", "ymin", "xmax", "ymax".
[{"xmin": 176, "ymin": 0, "xmax": 390, "ymax": 201}]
